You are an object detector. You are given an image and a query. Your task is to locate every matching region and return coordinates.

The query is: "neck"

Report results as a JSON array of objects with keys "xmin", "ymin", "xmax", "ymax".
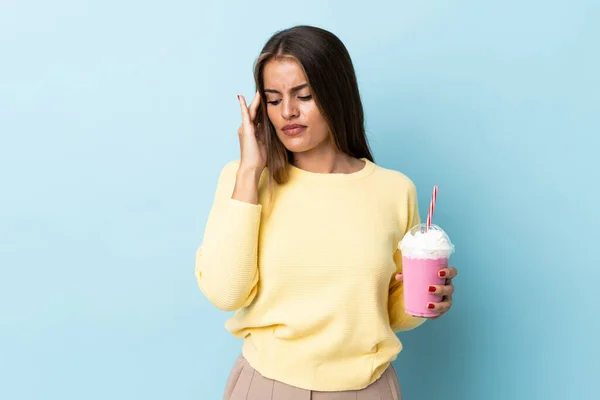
[{"xmin": 291, "ymin": 146, "xmax": 363, "ymax": 174}]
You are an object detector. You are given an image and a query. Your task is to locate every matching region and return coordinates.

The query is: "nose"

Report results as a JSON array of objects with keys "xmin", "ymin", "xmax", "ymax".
[{"xmin": 281, "ymin": 98, "xmax": 299, "ymax": 120}]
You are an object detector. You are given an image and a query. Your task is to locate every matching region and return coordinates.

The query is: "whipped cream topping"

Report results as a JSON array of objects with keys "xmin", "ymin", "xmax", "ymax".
[{"xmin": 399, "ymin": 225, "xmax": 454, "ymax": 259}]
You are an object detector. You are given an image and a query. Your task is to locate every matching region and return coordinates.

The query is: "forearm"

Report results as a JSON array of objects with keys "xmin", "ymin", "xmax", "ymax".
[{"xmin": 195, "ymin": 162, "xmax": 263, "ymax": 311}]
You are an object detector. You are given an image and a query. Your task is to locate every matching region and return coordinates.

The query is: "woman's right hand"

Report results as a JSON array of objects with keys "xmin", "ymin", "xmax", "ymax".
[{"xmin": 237, "ymin": 91, "xmax": 267, "ymax": 174}]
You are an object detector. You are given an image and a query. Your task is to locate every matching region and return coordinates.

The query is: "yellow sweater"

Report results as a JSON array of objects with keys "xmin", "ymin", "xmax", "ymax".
[{"xmin": 195, "ymin": 158, "xmax": 426, "ymax": 391}]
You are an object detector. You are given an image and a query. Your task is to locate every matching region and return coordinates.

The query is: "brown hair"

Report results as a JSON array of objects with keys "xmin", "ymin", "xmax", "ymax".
[{"xmin": 253, "ymin": 25, "xmax": 374, "ymax": 185}]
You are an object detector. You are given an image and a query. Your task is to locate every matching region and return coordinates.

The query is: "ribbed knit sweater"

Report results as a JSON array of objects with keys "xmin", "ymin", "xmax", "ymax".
[{"xmin": 195, "ymin": 158, "xmax": 426, "ymax": 391}]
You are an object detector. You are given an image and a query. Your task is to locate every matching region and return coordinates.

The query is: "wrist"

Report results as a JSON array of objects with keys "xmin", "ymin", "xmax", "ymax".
[{"xmin": 237, "ymin": 165, "xmax": 263, "ymax": 182}]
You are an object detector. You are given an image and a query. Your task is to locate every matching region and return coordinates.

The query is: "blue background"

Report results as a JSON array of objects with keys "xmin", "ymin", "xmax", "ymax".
[{"xmin": 1, "ymin": 1, "xmax": 598, "ymax": 399}]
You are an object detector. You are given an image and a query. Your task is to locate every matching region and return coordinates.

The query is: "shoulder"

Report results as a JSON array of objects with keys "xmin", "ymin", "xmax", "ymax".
[
  {"xmin": 215, "ymin": 159, "xmax": 245, "ymax": 187},
  {"xmin": 218, "ymin": 160, "xmax": 268, "ymax": 183},
  {"xmin": 218, "ymin": 159, "xmax": 241, "ymax": 178},
  {"xmin": 371, "ymin": 162, "xmax": 417, "ymax": 197},
  {"xmin": 214, "ymin": 160, "xmax": 269, "ymax": 197},
  {"xmin": 207, "ymin": 160, "xmax": 241, "ymax": 200},
  {"xmin": 370, "ymin": 163, "xmax": 420, "ymax": 233}
]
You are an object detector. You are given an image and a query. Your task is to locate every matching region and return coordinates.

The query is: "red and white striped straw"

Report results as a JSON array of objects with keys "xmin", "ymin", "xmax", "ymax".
[{"xmin": 426, "ymin": 185, "xmax": 438, "ymax": 230}]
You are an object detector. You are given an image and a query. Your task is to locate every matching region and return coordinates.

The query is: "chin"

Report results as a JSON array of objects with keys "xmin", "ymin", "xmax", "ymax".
[{"xmin": 279, "ymin": 136, "xmax": 314, "ymax": 153}]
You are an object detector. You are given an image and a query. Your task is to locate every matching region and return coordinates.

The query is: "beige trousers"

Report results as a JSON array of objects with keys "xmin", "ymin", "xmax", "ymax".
[{"xmin": 223, "ymin": 355, "xmax": 402, "ymax": 400}]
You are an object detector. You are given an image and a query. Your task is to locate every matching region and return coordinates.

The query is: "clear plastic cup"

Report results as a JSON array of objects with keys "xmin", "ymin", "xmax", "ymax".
[{"xmin": 399, "ymin": 223, "xmax": 455, "ymax": 317}]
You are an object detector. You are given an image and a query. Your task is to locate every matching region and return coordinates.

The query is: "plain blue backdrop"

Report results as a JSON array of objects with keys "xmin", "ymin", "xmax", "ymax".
[{"xmin": 1, "ymin": 1, "xmax": 598, "ymax": 399}]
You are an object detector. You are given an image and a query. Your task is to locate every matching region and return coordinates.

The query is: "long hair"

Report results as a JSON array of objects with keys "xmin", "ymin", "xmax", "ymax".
[{"xmin": 253, "ymin": 25, "xmax": 374, "ymax": 185}]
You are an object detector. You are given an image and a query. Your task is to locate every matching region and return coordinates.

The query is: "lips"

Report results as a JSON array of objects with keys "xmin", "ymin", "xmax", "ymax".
[{"xmin": 282, "ymin": 124, "xmax": 307, "ymax": 137}]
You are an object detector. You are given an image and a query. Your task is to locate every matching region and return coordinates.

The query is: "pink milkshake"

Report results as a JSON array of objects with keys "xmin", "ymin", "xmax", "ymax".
[{"xmin": 399, "ymin": 223, "xmax": 454, "ymax": 318}]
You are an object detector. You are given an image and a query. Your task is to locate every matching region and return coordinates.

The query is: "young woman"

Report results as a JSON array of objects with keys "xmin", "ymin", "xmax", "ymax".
[{"xmin": 195, "ymin": 25, "xmax": 458, "ymax": 400}]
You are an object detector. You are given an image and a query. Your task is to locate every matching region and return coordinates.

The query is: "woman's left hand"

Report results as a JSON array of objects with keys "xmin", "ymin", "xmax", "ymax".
[{"xmin": 395, "ymin": 266, "xmax": 458, "ymax": 319}]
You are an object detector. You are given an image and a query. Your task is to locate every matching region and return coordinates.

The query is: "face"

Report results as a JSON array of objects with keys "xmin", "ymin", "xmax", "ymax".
[{"xmin": 262, "ymin": 58, "xmax": 332, "ymax": 155}]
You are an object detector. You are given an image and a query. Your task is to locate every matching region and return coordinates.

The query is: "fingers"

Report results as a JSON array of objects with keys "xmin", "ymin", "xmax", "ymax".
[
  {"xmin": 237, "ymin": 94, "xmax": 252, "ymax": 129},
  {"xmin": 415, "ymin": 267, "xmax": 457, "ymax": 318},
  {"xmin": 394, "ymin": 273, "xmax": 403, "ymax": 282},
  {"xmin": 248, "ymin": 91, "xmax": 261, "ymax": 122},
  {"xmin": 427, "ymin": 295, "xmax": 452, "ymax": 313},
  {"xmin": 438, "ymin": 267, "xmax": 458, "ymax": 279},
  {"xmin": 238, "ymin": 92, "xmax": 261, "ymax": 126},
  {"xmin": 427, "ymin": 277, "xmax": 455, "ymax": 316},
  {"xmin": 428, "ymin": 283, "xmax": 454, "ymax": 297}
]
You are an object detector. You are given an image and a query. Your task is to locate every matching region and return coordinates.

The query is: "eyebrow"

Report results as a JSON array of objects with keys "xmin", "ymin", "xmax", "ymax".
[{"xmin": 264, "ymin": 83, "xmax": 309, "ymax": 94}]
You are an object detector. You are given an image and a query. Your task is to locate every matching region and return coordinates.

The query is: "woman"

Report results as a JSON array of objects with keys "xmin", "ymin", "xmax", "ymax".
[{"xmin": 195, "ymin": 25, "xmax": 458, "ymax": 400}]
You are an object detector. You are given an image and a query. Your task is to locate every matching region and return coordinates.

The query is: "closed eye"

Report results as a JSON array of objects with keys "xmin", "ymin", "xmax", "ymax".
[{"xmin": 266, "ymin": 95, "xmax": 312, "ymax": 106}]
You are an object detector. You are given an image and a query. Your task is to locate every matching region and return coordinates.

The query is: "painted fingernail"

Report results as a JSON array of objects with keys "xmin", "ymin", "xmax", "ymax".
[
  {"xmin": 428, "ymin": 286, "xmax": 436, "ymax": 292},
  {"xmin": 237, "ymin": 95, "xmax": 240, "ymax": 100},
  {"xmin": 439, "ymin": 271, "xmax": 447, "ymax": 277},
  {"xmin": 427, "ymin": 303, "xmax": 435, "ymax": 309}
]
